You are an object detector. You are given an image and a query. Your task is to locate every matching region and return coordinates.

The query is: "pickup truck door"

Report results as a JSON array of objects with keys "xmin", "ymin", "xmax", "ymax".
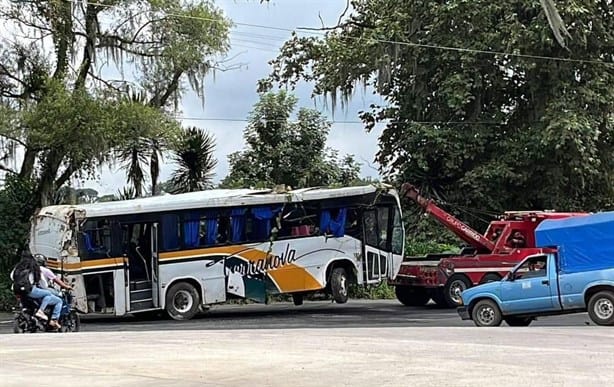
[{"xmin": 499, "ymin": 255, "xmax": 557, "ymax": 314}]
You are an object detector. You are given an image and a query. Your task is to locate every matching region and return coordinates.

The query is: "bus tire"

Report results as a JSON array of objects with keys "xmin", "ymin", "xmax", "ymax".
[
  {"xmin": 587, "ymin": 291, "xmax": 614, "ymax": 326},
  {"xmin": 443, "ymin": 274, "xmax": 472, "ymax": 307},
  {"xmin": 395, "ymin": 286, "xmax": 430, "ymax": 306},
  {"xmin": 330, "ymin": 268, "xmax": 349, "ymax": 304},
  {"xmin": 166, "ymin": 282, "xmax": 201, "ymax": 321}
]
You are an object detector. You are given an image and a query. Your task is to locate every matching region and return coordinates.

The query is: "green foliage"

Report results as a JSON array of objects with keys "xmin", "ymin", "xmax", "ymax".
[
  {"xmin": 0, "ymin": 176, "xmax": 37, "ymax": 309},
  {"xmin": 262, "ymin": 0, "xmax": 614, "ymax": 235},
  {"xmin": 169, "ymin": 127, "xmax": 218, "ymax": 193},
  {"xmin": 221, "ymin": 91, "xmax": 362, "ymax": 189},
  {"xmin": 348, "ymin": 282, "xmax": 396, "ymax": 300},
  {"xmin": 0, "ymin": 0, "xmax": 231, "ymax": 207}
]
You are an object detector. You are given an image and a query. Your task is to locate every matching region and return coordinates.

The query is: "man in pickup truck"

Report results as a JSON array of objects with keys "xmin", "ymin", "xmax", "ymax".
[{"xmin": 522, "ymin": 258, "xmax": 547, "ymax": 279}]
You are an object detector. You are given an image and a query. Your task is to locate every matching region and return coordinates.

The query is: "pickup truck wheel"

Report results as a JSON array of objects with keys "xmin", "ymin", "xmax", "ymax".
[
  {"xmin": 395, "ymin": 286, "xmax": 430, "ymax": 306},
  {"xmin": 504, "ymin": 316, "xmax": 533, "ymax": 327},
  {"xmin": 588, "ymin": 291, "xmax": 614, "ymax": 326},
  {"xmin": 471, "ymin": 299, "xmax": 502, "ymax": 327},
  {"xmin": 444, "ymin": 275, "xmax": 472, "ymax": 307}
]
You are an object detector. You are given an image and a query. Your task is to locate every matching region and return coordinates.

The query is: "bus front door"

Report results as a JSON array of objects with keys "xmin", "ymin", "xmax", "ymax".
[
  {"xmin": 122, "ymin": 222, "xmax": 159, "ymax": 312},
  {"xmin": 362, "ymin": 208, "xmax": 388, "ymax": 284}
]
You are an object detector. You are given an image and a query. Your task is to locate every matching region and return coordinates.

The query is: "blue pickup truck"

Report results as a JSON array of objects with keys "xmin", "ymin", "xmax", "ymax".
[{"xmin": 457, "ymin": 211, "xmax": 614, "ymax": 326}]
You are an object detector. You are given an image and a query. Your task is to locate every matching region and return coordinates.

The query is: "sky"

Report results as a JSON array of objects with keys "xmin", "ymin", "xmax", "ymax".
[{"xmin": 84, "ymin": 0, "xmax": 386, "ymax": 196}]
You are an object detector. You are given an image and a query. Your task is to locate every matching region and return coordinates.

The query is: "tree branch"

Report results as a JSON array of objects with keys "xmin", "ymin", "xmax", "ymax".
[
  {"xmin": 54, "ymin": 165, "xmax": 74, "ymax": 189},
  {"xmin": 0, "ymin": 163, "xmax": 17, "ymax": 174},
  {"xmin": 75, "ymin": 4, "xmax": 99, "ymax": 89},
  {"xmin": 148, "ymin": 69, "xmax": 182, "ymax": 108}
]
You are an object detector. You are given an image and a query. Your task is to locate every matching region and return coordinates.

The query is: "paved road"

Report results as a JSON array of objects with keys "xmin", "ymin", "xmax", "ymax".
[
  {"xmin": 2, "ymin": 326, "xmax": 613, "ymax": 387},
  {"xmin": 0, "ymin": 299, "xmax": 594, "ymax": 333}
]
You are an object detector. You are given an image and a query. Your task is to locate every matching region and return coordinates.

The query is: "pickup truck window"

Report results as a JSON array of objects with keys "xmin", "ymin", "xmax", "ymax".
[{"xmin": 513, "ymin": 256, "xmax": 548, "ymax": 280}]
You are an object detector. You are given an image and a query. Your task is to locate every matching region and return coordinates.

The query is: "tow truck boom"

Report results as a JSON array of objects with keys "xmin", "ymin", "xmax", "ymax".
[{"xmin": 401, "ymin": 183, "xmax": 495, "ymax": 253}]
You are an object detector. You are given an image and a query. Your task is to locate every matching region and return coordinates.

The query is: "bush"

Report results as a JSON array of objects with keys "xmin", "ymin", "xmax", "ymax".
[{"xmin": 0, "ymin": 175, "xmax": 37, "ymax": 311}]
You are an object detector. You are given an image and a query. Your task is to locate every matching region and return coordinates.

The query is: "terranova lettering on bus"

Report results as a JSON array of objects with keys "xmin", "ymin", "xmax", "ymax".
[{"xmin": 227, "ymin": 244, "xmax": 297, "ymax": 277}]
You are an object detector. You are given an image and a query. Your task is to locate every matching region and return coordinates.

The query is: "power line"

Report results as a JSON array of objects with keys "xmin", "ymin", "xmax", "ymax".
[
  {"xmin": 66, "ymin": 0, "xmax": 612, "ymax": 67},
  {"xmin": 174, "ymin": 116, "xmax": 505, "ymax": 125}
]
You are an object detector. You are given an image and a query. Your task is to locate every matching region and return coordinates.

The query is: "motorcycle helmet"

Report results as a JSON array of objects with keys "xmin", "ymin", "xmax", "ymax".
[{"xmin": 33, "ymin": 254, "xmax": 47, "ymax": 267}]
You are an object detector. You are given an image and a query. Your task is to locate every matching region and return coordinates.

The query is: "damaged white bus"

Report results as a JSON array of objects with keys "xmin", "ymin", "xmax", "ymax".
[{"xmin": 29, "ymin": 185, "xmax": 404, "ymax": 320}]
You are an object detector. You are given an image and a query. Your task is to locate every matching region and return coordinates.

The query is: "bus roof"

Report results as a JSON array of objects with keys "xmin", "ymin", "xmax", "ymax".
[{"xmin": 37, "ymin": 184, "xmax": 394, "ymax": 219}]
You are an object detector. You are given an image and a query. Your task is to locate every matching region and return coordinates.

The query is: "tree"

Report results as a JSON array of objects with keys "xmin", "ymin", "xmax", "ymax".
[
  {"xmin": 221, "ymin": 91, "xmax": 361, "ymax": 188},
  {"xmin": 169, "ymin": 127, "xmax": 218, "ymax": 193},
  {"xmin": 261, "ymin": 0, "xmax": 613, "ymax": 224},
  {"xmin": 0, "ymin": 0, "xmax": 232, "ymax": 208},
  {"xmin": 54, "ymin": 186, "xmax": 100, "ymax": 204}
]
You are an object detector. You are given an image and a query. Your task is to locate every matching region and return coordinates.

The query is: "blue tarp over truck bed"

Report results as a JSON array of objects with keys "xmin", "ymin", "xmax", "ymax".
[{"xmin": 535, "ymin": 211, "xmax": 614, "ymax": 274}]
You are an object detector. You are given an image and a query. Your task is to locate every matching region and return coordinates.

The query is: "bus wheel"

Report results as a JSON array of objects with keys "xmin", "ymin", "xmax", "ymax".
[
  {"xmin": 166, "ymin": 282, "xmax": 201, "ymax": 321},
  {"xmin": 330, "ymin": 268, "xmax": 349, "ymax": 304},
  {"xmin": 588, "ymin": 291, "xmax": 614, "ymax": 326},
  {"xmin": 395, "ymin": 286, "xmax": 430, "ymax": 306},
  {"xmin": 443, "ymin": 275, "xmax": 472, "ymax": 307}
]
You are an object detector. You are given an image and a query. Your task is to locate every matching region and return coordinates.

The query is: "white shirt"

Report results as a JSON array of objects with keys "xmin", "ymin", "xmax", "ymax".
[{"xmin": 39, "ymin": 266, "xmax": 57, "ymax": 289}]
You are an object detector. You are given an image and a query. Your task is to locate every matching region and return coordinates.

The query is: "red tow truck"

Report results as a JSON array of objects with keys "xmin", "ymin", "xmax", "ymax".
[{"xmin": 390, "ymin": 183, "xmax": 586, "ymax": 308}]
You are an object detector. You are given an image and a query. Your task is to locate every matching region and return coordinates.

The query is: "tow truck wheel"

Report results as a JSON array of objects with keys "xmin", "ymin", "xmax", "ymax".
[
  {"xmin": 587, "ymin": 291, "xmax": 614, "ymax": 326},
  {"xmin": 471, "ymin": 299, "xmax": 502, "ymax": 327},
  {"xmin": 395, "ymin": 286, "xmax": 430, "ymax": 306},
  {"xmin": 443, "ymin": 275, "xmax": 472, "ymax": 307},
  {"xmin": 480, "ymin": 273, "xmax": 502, "ymax": 284}
]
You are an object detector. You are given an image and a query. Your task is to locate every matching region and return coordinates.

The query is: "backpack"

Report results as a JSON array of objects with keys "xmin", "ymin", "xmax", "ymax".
[{"xmin": 11, "ymin": 261, "xmax": 34, "ymax": 296}]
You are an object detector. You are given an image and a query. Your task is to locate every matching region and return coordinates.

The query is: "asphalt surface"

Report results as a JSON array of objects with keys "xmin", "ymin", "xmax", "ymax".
[{"xmin": 0, "ymin": 299, "xmax": 594, "ymax": 333}]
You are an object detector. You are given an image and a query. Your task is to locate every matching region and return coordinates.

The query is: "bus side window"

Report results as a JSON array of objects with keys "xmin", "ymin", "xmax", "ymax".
[
  {"xmin": 344, "ymin": 208, "xmax": 360, "ymax": 238},
  {"xmin": 376, "ymin": 206, "xmax": 390, "ymax": 250},
  {"xmin": 363, "ymin": 210, "xmax": 378, "ymax": 247},
  {"xmin": 160, "ymin": 214, "xmax": 180, "ymax": 251}
]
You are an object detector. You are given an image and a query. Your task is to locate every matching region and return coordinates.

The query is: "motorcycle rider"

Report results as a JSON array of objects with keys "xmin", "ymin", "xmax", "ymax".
[
  {"xmin": 33, "ymin": 254, "xmax": 73, "ymax": 296},
  {"xmin": 10, "ymin": 252, "xmax": 64, "ymax": 330}
]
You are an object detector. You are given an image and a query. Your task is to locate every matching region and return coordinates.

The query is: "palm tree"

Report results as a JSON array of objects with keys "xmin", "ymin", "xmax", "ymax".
[
  {"xmin": 116, "ymin": 88, "xmax": 167, "ymax": 197},
  {"xmin": 170, "ymin": 127, "xmax": 218, "ymax": 193},
  {"xmin": 540, "ymin": 0, "xmax": 571, "ymax": 49}
]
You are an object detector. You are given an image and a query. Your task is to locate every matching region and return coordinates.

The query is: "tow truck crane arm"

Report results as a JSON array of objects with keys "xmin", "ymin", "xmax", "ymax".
[{"xmin": 401, "ymin": 183, "xmax": 496, "ymax": 253}]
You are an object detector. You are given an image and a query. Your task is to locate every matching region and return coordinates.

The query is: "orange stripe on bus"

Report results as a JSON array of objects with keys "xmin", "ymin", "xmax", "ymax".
[
  {"xmin": 267, "ymin": 264, "xmax": 322, "ymax": 292},
  {"xmin": 45, "ymin": 257, "xmax": 125, "ymax": 270},
  {"xmin": 159, "ymin": 246, "xmax": 269, "ymax": 262}
]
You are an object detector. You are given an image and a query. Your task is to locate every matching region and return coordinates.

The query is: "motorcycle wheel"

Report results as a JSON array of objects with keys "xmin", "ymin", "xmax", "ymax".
[
  {"xmin": 61, "ymin": 311, "xmax": 80, "ymax": 332},
  {"xmin": 12, "ymin": 315, "xmax": 27, "ymax": 334}
]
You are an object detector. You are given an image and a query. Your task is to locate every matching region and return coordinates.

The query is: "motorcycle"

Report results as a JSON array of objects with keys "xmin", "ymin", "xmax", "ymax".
[{"xmin": 12, "ymin": 288, "xmax": 81, "ymax": 333}]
